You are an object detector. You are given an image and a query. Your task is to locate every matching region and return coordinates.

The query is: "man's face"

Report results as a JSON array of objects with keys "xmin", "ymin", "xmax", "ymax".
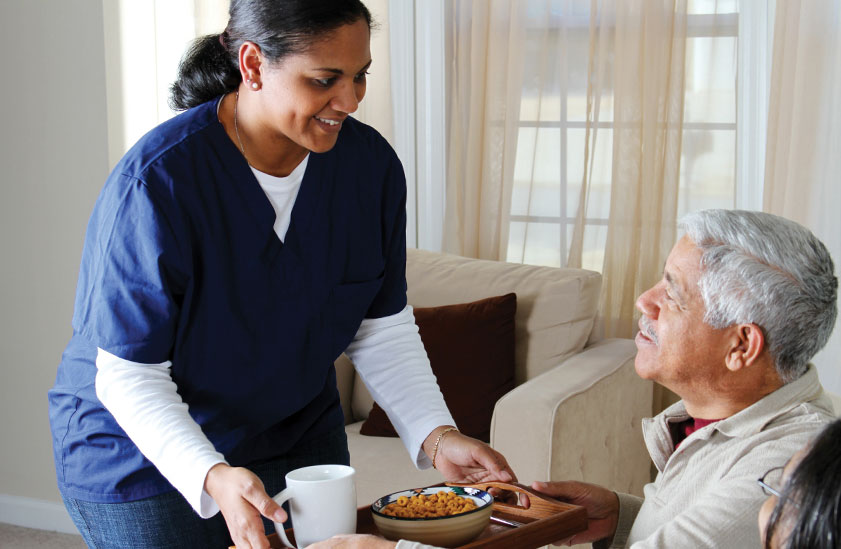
[{"xmin": 634, "ymin": 236, "xmax": 731, "ymax": 398}]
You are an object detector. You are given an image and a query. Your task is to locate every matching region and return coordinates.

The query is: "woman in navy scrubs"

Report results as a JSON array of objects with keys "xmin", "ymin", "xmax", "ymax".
[{"xmin": 48, "ymin": 1, "xmax": 515, "ymax": 548}]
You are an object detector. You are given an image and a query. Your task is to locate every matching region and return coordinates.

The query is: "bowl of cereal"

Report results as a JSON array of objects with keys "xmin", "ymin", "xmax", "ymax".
[{"xmin": 371, "ymin": 486, "xmax": 493, "ymax": 547}]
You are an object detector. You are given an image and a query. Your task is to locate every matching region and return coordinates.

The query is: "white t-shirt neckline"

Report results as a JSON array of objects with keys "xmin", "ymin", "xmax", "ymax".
[{"xmin": 250, "ymin": 154, "xmax": 310, "ymax": 241}]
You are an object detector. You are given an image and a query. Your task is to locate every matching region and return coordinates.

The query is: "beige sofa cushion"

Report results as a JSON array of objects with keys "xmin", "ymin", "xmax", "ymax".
[
  {"xmin": 346, "ymin": 421, "xmax": 443, "ymax": 506},
  {"xmin": 349, "ymin": 248, "xmax": 602, "ymax": 421}
]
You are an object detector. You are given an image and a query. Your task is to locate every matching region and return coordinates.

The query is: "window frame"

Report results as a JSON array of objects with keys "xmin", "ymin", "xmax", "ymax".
[
  {"xmin": 508, "ymin": 9, "xmax": 742, "ymax": 267},
  {"xmin": 392, "ymin": 2, "xmax": 770, "ymax": 258}
]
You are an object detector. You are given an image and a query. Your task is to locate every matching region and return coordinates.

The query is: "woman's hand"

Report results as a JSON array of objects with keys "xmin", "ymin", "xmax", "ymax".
[
  {"xmin": 205, "ymin": 463, "xmax": 287, "ymax": 549},
  {"xmin": 530, "ymin": 480, "xmax": 619, "ymax": 546},
  {"xmin": 423, "ymin": 426, "xmax": 516, "ymax": 484},
  {"xmin": 305, "ymin": 534, "xmax": 397, "ymax": 548}
]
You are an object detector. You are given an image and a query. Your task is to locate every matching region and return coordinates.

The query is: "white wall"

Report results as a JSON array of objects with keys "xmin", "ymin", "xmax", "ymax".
[{"xmin": 0, "ymin": 0, "xmax": 109, "ymax": 531}]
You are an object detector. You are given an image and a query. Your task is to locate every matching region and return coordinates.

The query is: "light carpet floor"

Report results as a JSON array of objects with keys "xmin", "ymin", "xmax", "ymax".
[{"xmin": 0, "ymin": 523, "xmax": 86, "ymax": 548}]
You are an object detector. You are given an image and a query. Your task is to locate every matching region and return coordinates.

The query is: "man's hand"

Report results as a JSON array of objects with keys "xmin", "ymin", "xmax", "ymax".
[
  {"xmin": 305, "ymin": 534, "xmax": 397, "ymax": 548},
  {"xmin": 531, "ymin": 480, "xmax": 619, "ymax": 546},
  {"xmin": 422, "ymin": 426, "xmax": 516, "ymax": 484},
  {"xmin": 205, "ymin": 463, "xmax": 287, "ymax": 549}
]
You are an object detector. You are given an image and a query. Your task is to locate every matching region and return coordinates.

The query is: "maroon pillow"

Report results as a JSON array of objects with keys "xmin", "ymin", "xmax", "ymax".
[{"xmin": 360, "ymin": 293, "xmax": 517, "ymax": 442}]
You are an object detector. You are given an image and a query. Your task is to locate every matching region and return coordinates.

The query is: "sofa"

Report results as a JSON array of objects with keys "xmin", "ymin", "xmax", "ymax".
[{"xmin": 336, "ymin": 248, "xmax": 654, "ymax": 508}]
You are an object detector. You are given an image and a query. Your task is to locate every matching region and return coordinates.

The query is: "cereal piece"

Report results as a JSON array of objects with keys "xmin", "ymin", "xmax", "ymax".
[{"xmin": 381, "ymin": 491, "xmax": 479, "ymax": 518}]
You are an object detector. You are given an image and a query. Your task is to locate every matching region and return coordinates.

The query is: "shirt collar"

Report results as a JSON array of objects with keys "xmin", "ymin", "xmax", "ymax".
[
  {"xmin": 658, "ymin": 364, "xmax": 826, "ymax": 427},
  {"xmin": 643, "ymin": 365, "xmax": 831, "ymax": 470},
  {"xmin": 714, "ymin": 365, "xmax": 830, "ymax": 437}
]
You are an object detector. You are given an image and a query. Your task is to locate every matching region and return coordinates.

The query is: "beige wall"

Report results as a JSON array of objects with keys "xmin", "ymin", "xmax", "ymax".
[{"xmin": 0, "ymin": 0, "xmax": 109, "ymax": 514}]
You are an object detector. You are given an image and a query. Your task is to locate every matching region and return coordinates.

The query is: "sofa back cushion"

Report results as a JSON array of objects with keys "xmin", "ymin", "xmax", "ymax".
[
  {"xmin": 405, "ymin": 249, "xmax": 601, "ymax": 383},
  {"xmin": 349, "ymin": 248, "xmax": 602, "ymax": 422}
]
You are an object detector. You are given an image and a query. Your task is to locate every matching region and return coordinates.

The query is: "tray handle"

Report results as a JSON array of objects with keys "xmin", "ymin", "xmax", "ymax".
[{"xmin": 446, "ymin": 481, "xmax": 573, "ymax": 518}]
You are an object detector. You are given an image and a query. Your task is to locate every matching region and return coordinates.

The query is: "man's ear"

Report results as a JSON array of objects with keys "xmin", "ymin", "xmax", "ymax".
[{"xmin": 725, "ymin": 323, "xmax": 765, "ymax": 372}]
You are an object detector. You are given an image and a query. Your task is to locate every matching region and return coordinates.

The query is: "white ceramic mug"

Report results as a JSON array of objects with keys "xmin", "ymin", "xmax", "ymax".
[{"xmin": 272, "ymin": 464, "xmax": 357, "ymax": 548}]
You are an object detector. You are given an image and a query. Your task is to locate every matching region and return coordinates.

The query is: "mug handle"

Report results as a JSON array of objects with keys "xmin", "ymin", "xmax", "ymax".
[{"xmin": 272, "ymin": 488, "xmax": 295, "ymax": 549}]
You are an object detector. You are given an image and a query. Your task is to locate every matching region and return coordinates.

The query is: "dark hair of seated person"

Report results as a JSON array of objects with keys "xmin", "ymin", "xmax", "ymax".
[{"xmin": 765, "ymin": 418, "xmax": 841, "ymax": 548}]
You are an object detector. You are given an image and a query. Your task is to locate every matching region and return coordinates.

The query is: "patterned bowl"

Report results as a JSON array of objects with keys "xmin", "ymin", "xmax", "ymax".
[{"xmin": 371, "ymin": 486, "xmax": 493, "ymax": 547}]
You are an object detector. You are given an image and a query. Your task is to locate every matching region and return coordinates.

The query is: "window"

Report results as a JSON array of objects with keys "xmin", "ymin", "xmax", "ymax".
[
  {"xmin": 104, "ymin": 0, "xmax": 228, "ymax": 167},
  {"xmin": 506, "ymin": 0, "xmax": 742, "ymax": 270}
]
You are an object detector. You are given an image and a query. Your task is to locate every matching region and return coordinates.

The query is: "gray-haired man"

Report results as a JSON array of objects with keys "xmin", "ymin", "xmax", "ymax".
[
  {"xmin": 310, "ymin": 209, "xmax": 838, "ymax": 549},
  {"xmin": 533, "ymin": 209, "xmax": 838, "ymax": 548}
]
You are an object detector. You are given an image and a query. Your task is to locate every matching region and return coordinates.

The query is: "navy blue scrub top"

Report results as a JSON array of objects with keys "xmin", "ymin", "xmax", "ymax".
[{"xmin": 48, "ymin": 99, "xmax": 408, "ymax": 503}]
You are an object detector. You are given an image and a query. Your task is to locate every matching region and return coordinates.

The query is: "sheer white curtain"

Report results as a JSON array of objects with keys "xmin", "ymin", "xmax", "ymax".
[
  {"xmin": 444, "ymin": 1, "xmax": 527, "ymax": 259},
  {"xmin": 578, "ymin": 0, "xmax": 689, "ymax": 340},
  {"xmin": 764, "ymin": 0, "xmax": 841, "ymax": 394},
  {"xmin": 103, "ymin": 0, "xmax": 228, "ymax": 166},
  {"xmin": 353, "ymin": 0, "xmax": 394, "ymax": 144},
  {"xmin": 443, "ymin": 0, "xmax": 738, "ymax": 413},
  {"xmin": 444, "ymin": 0, "xmax": 738, "ymax": 339}
]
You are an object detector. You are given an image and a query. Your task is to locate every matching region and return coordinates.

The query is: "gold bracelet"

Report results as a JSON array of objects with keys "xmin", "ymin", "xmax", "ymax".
[{"xmin": 431, "ymin": 427, "xmax": 458, "ymax": 469}]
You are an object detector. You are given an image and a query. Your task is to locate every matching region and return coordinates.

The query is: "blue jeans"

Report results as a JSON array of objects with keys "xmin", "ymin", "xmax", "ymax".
[{"xmin": 62, "ymin": 427, "xmax": 350, "ymax": 549}]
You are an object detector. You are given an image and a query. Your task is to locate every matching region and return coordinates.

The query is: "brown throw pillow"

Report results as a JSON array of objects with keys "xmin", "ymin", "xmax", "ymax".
[{"xmin": 360, "ymin": 293, "xmax": 517, "ymax": 442}]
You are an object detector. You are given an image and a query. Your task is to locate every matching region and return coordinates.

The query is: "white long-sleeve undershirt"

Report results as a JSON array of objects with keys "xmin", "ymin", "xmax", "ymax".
[
  {"xmin": 94, "ymin": 160, "xmax": 454, "ymax": 518},
  {"xmin": 96, "ymin": 306, "xmax": 453, "ymax": 518},
  {"xmin": 95, "ymin": 350, "xmax": 224, "ymax": 517}
]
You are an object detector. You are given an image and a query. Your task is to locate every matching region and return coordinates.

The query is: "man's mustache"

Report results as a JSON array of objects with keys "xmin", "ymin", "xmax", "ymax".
[{"xmin": 640, "ymin": 316, "xmax": 659, "ymax": 346}]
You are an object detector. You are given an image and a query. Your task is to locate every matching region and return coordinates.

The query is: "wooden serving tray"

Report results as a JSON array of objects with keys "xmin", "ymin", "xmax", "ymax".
[{"xmin": 257, "ymin": 481, "xmax": 586, "ymax": 549}]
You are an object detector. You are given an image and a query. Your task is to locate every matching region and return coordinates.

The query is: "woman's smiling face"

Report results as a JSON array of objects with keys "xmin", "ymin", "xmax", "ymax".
[{"xmin": 254, "ymin": 18, "xmax": 371, "ymax": 155}]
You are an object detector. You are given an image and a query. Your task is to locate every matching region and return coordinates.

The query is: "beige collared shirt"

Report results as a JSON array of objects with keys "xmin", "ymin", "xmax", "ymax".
[{"xmin": 604, "ymin": 365, "xmax": 834, "ymax": 549}]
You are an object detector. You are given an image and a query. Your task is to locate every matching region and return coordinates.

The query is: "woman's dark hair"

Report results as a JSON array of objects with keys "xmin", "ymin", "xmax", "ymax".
[
  {"xmin": 765, "ymin": 418, "xmax": 841, "ymax": 548},
  {"xmin": 169, "ymin": 0, "xmax": 372, "ymax": 110}
]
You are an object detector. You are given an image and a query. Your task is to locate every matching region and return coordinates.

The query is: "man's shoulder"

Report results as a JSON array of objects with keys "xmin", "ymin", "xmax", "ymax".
[
  {"xmin": 715, "ymin": 366, "xmax": 833, "ymax": 439},
  {"xmin": 762, "ymin": 390, "xmax": 835, "ymax": 432},
  {"xmin": 713, "ymin": 386, "xmax": 834, "ymax": 473},
  {"xmin": 760, "ymin": 368, "xmax": 835, "ymax": 431}
]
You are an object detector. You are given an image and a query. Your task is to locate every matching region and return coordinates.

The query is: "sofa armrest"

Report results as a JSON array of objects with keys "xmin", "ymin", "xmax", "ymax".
[{"xmin": 490, "ymin": 338, "xmax": 652, "ymax": 496}]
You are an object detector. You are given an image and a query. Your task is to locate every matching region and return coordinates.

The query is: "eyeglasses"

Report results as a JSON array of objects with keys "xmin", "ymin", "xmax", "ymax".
[{"xmin": 757, "ymin": 466, "xmax": 785, "ymax": 498}]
